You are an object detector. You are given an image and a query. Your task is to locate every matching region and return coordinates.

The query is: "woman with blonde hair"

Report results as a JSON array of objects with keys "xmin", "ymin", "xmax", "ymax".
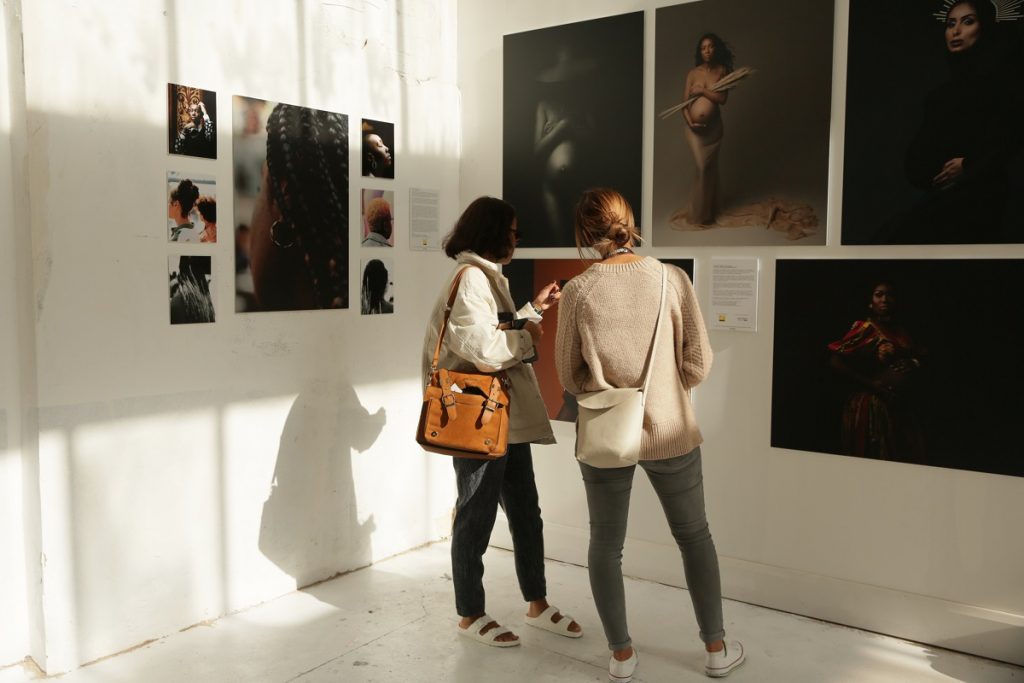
[{"xmin": 555, "ymin": 188, "xmax": 744, "ymax": 680}]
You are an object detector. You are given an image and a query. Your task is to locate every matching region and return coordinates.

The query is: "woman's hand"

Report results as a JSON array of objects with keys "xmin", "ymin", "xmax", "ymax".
[
  {"xmin": 524, "ymin": 320, "xmax": 543, "ymax": 346},
  {"xmin": 532, "ymin": 280, "xmax": 561, "ymax": 313},
  {"xmin": 932, "ymin": 157, "xmax": 965, "ymax": 188}
]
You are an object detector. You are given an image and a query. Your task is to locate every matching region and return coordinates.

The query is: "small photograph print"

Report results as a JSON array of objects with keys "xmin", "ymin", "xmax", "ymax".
[
  {"xmin": 504, "ymin": 257, "xmax": 694, "ymax": 422},
  {"xmin": 361, "ymin": 189, "xmax": 395, "ymax": 247},
  {"xmin": 841, "ymin": 0, "xmax": 1024, "ymax": 245},
  {"xmin": 361, "ymin": 119, "xmax": 395, "ymax": 179},
  {"xmin": 503, "ymin": 12, "xmax": 644, "ymax": 247},
  {"xmin": 167, "ymin": 172, "xmax": 217, "ymax": 243},
  {"xmin": 233, "ymin": 96, "xmax": 350, "ymax": 312},
  {"xmin": 168, "ymin": 83, "xmax": 217, "ymax": 159},
  {"xmin": 169, "ymin": 255, "xmax": 215, "ymax": 325},
  {"xmin": 360, "ymin": 256, "xmax": 394, "ymax": 315},
  {"xmin": 771, "ymin": 259, "xmax": 1024, "ymax": 478}
]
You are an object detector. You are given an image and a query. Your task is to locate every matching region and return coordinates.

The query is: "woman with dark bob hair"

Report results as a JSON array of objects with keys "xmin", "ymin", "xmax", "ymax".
[{"xmin": 421, "ymin": 196, "xmax": 583, "ymax": 647}]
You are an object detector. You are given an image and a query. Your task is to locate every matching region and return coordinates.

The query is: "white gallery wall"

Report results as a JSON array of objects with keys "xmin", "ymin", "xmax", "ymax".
[
  {"xmin": 1, "ymin": 0, "xmax": 34, "ymax": 669},
  {"xmin": 459, "ymin": 0, "xmax": 1024, "ymax": 667},
  {"xmin": 5, "ymin": 0, "xmax": 464, "ymax": 674}
]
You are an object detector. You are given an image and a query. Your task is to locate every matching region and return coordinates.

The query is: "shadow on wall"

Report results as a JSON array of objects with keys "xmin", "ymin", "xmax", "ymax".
[{"xmin": 259, "ymin": 379, "xmax": 385, "ymax": 591}]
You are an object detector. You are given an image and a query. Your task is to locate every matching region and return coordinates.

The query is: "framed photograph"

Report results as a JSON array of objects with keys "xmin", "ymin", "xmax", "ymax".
[
  {"xmin": 360, "ymin": 256, "xmax": 394, "ymax": 315},
  {"xmin": 504, "ymin": 258, "xmax": 693, "ymax": 421},
  {"xmin": 233, "ymin": 96, "xmax": 349, "ymax": 312},
  {"xmin": 167, "ymin": 171, "xmax": 216, "ymax": 243},
  {"xmin": 772, "ymin": 259, "xmax": 1024, "ymax": 478},
  {"xmin": 361, "ymin": 119, "xmax": 395, "ymax": 179},
  {"xmin": 361, "ymin": 189, "xmax": 395, "ymax": 247},
  {"xmin": 168, "ymin": 83, "xmax": 217, "ymax": 159},
  {"xmin": 169, "ymin": 255, "xmax": 215, "ymax": 325},
  {"xmin": 503, "ymin": 12, "xmax": 644, "ymax": 248},
  {"xmin": 841, "ymin": 0, "xmax": 1024, "ymax": 245},
  {"xmin": 651, "ymin": 0, "xmax": 833, "ymax": 246}
]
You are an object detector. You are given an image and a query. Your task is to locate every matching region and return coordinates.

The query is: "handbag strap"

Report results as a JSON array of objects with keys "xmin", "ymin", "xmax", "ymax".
[
  {"xmin": 640, "ymin": 265, "xmax": 668, "ymax": 398},
  {"xmin": 430, "ymin": 266, "xmax": 475, "ymax": 374}
]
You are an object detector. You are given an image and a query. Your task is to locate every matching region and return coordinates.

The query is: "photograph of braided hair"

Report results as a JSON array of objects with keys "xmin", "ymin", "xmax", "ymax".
[{"xmin": 261, "ymin": 103, "xmax": 350, "ymax": 309}]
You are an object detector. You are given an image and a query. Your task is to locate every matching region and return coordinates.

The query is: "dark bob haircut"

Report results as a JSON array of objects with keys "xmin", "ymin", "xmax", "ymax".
[{"xmin": 442, "ymin": 196, "xmax": 518, "ymax": 261}]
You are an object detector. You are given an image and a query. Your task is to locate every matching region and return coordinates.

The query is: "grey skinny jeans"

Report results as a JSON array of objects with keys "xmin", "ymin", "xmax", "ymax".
[{"xmin": 580, "ymin": 447, "xmax": 725, "ymax": 650}]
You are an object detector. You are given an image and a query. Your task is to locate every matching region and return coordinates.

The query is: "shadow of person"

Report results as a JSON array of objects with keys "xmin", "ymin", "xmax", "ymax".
[{"xmin": 258, "ymin": 378, "xmax": 385, "ymax": 590}]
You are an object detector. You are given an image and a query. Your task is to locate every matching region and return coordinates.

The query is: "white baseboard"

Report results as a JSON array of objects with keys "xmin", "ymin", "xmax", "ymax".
[{"xmin": 490, "ymin": 521, "xmax": 1024, "ymax": 666}]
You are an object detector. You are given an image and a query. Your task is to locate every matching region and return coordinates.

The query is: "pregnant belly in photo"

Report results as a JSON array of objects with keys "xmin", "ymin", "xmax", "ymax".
[
  {"xmin": 689, "ymin": 97, "xmax": 718, "ymax": 125},
  {"xmin": 546, "ymin": 139, "xmax": 577, "ymax": 178}
]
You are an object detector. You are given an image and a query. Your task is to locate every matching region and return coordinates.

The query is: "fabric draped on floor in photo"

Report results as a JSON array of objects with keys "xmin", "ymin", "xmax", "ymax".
[{"xmin": 671, "ymin": 199, "xmax": 818, "ymax": 240}]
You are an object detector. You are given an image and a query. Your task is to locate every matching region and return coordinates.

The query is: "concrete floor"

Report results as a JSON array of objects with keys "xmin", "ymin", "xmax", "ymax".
[{"xmin": 2, "ymin": 542, "xmax": 1021, "ymax": 682}]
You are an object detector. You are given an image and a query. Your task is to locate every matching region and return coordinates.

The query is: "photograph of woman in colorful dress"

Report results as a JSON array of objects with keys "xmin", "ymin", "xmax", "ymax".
[
  {"xmin": 827, "ymin": 282, "xmax": 925, "ymax": 462},
  {"xmin": 771, "ymin": 259, "xmax": 1024, "ymax": 479}
]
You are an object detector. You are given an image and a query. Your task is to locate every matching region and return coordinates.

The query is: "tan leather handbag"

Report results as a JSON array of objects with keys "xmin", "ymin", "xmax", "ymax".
[{"xmin": 416, "ymin": 267, "xmax": 511, "ymax": 459}]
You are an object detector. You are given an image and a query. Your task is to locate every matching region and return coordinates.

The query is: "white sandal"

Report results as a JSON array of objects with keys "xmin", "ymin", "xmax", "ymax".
[
  {"xmin": 524, "ymin": 605, "xmax": 583, "ymax": 638},
  {"xmin": 457, "ymin": 614, "xmax": 521, "ymax": 648}
]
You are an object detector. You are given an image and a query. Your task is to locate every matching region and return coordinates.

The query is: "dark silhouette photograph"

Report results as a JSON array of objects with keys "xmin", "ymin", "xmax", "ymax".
[{"xmin": 503, "ymin": 12, "xmax": 643, "ymax": 248}]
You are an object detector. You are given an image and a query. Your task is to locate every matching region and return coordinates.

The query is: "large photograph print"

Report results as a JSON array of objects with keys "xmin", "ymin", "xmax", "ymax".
[
  {"xmin": 503, "ymin": 13, "xmax": 643, "ymax": 248},
  {"xmin": 652, "ymin": 0, "xmax": 833, "ymax": 246},
  {"xmin": 233, "ymin": 96, "xmax": 349, "ymax": 312},
  {"xmin": 842, "ymin": 0, "xmax": 1024, "ymax": 245},
  {"xmin": 505, "ymin": 258, "xmax": 693, "ymax": 422},
  {"xmin": 771, "ymin": 259, "xmax": 1024, "ymax": 478}
]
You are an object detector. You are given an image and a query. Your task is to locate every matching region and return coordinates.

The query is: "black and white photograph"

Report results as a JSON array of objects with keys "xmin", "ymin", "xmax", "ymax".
[
  {"xmin": 503, "ymin": 12, "xmax": 644, "ymax": 248},
  {"xmin": 168, "ymin": 83, "xmax": 217, "ymax": 159},
  {"xmin": 842, "ymin": 0, "xmax": 1024, "ymax": 245},
  {"xmin": 233, "ymin": 96, "xmax": 349, "ymax": 312},
  {"xmin": 360, "ymin": 256, "xmax": 394, "ymax": 315},
  {"xmin": 168, "ymin": 255, "xmax": 215, "ymax": 325},
  {"xmin": 652, "ymin": 0, "xmax": 833, "ymax": 246},
  {"xmin": 771, "ymin": 259, "xmax": 1024, "ymax": 478}
]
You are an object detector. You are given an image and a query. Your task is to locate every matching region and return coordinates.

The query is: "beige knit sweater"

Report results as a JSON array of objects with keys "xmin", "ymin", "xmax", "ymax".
[{"xmin": 554, "ymin": 257, "xmax": 713, "ymax": 460}]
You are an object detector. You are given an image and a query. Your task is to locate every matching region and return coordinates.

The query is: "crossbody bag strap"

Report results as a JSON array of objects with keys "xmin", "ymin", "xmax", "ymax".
[
  {"xmin": 639, "ymin": 265, "xmax": 668, "ymax": 398},
  {"xmin": 430, "ymin": 266, "xmax": 475, "ymax": 374}
]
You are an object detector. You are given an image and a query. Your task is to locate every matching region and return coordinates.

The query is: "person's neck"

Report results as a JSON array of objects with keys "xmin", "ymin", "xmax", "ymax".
[{"xmin": 601, "ymin": 246, "xmax": 641, "ymax": 264}]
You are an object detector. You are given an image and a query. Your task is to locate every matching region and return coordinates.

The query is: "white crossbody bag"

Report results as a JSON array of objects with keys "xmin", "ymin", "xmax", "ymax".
[{"xmin": 575, "ymin": 265, "xmax": 667, "ymax": 468}]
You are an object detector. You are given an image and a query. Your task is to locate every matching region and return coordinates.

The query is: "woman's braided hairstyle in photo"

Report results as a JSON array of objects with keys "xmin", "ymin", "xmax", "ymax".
[{"xmin": 266, "ymin": 103, "xmax": 349, "ymax": 309}]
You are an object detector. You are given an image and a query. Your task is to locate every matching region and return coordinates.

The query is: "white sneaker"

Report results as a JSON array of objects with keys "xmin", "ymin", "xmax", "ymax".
[
  {"xmin": 609, "ymin": 648, "xmax": 638, "ymax": 682},
  {"xmin": 705, "ymin": 640, "xmax": 745, "ymax": 678}
]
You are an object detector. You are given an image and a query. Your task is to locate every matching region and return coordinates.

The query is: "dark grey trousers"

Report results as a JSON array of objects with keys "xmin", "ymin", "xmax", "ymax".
[
  {"xmin": 580, "ymin": 447, "xmax": 726, "ymax": 649},
  {"xmin": 451, "ymin": 443, "xmax": 547, "ymax": 617}
]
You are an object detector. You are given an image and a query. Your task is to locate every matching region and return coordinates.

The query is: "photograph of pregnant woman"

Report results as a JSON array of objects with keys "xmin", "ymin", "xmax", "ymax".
[
  {"xmin": 652, "ymin": 0, "xmax": 834, "ymax": 246},
  {"xmin": 842, "ymin": 0, "xmax": 1024, "ymax": 245},
  {"xmin": 503, "ymin": 12, "xmax": 643, "ymax": 248}
]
